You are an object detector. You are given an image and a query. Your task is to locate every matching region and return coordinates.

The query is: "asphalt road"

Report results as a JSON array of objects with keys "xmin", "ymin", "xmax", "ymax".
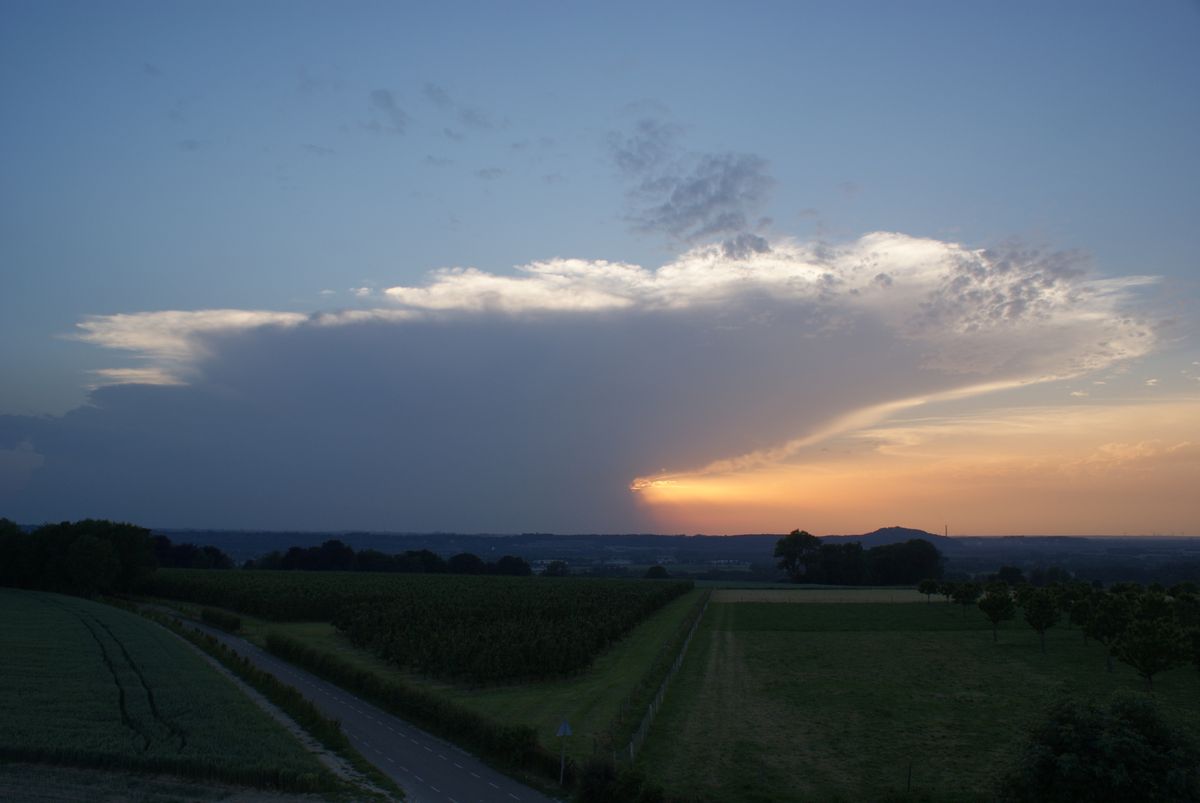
[{"xmin": 170, "ymin": 615, "xmax": 559, "ymax": 803}]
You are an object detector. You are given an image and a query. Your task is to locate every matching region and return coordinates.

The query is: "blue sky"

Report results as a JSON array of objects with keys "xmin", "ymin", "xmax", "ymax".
[{"xmin": 2, "ymin": 1, "xmax": 1197, "ymax": 532}]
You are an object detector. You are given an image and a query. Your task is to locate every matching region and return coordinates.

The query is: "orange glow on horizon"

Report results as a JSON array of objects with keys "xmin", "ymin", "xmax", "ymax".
[{"xmin": 631, "ymin": 398, "xmax": 1200, "ymax": 535}]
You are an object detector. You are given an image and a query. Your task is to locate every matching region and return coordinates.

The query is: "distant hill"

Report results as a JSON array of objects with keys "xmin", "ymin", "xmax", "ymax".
[{"xmin": 822, "ymin": 525, "xmax": 964, "ymax": 551}]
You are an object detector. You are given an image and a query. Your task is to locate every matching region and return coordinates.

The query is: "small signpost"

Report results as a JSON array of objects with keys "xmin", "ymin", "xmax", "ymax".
[{"xmin": 556, "ymin": 717, "xmax": 572, "ymax": 785}]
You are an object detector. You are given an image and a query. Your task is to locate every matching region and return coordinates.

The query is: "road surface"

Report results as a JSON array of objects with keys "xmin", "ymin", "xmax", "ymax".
[{"xmin": 164, "ymin": 612, "xmax": 560, "ymax": 803}]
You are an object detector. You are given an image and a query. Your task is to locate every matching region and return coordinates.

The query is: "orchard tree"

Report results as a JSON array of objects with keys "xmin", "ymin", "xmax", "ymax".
[
  {"xmin": 1070, "ymin": 593, "xmax": 1095, "ymax": 643},
  {"xmin": 979, "ymin": 584, "xmax": 1016, "ymax": 642},
  {"xmin": 1023, "ymin": 588, "xmax": 1060, "ymax": 654},
  {"xmin": 1086, "ymin": 592, "xmax": 1133, "ymax": 673},
  {"xmin": 1113, "ymin": 617, "xmax": 1186, "ymax": 690},
  {"xmin": 918, "ymin": 578, "xmax": 940, "ymax": 604},
  {"xmin": 952, "ymin": 582, "xmax": 982, "ymax": 617},
  {"xmin": 998, "ymin": 695, "xmax": 1200, "ymax": 802},
  {"xmin": 938, "ymin": 581, "xmax": 957, "ymax": 604}
]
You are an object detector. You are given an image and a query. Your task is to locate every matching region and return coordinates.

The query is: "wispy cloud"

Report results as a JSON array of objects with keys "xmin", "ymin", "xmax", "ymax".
[
  {"xmin": 610, "ymin": 117, "xmax": 773, "ymax": 242},
  {"xmin": 366, "ymin": 89, "xmax": 409, "ymax": 134},
  {"xmin": 422, "ymin": 82, "xmax": 496, "ymax": 132}
]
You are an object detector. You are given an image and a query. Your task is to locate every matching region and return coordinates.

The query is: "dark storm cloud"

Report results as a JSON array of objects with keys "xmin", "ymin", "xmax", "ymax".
[{"xmin": 0, "ymin": 302, "xmax": 951, "ymax": 532}]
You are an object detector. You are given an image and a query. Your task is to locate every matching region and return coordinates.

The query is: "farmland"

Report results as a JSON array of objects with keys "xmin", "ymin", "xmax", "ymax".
[
  {"xmin": 146, "ymin": 568, "xmax": 693, "ymax": 682},
  {"xmin": 637, "ymin": 594, "xmax": 1200, "ymax": 802},
  {"xmin": 148, "ymin": 571, "xmax": 707, "ymax": 770},
  {"xmin": 0, "ymin": 589, "xmax": 344, "ymax": 793}
]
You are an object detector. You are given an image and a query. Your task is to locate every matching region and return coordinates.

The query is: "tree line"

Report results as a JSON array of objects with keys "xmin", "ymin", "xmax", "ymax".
[
  {"xmin": 774, "ymin": 529, "xmax": 942, "ymax": 584},
  {"xmin": 245, "ymin": 539, "xmax": 534, "ymax": 576},
  {"xmin": 0, "ymin": 517, "xmax": 239, "ymax": 597}
]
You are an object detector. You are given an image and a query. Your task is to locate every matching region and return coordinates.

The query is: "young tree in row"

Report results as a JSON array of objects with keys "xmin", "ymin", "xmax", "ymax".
[
  {"xmin": 1113, "ymin": 616, "xmax": 1186, "ymax": 690},
  {"xmin": 1084, "ymin": 592, "xmax": 1133, "ymax": 673},
  {"xmin": 1023, "ymin": 588, "xmax": 1060, "ymax": 654},
  {"xmin": 918, "ymin": 578, "xmax": 939, "ymax": 604},
  {"xmin": 978, "ymin": 583, "xmax": 1016, "ymax": 642},
  {"xmin": 952, "ymin": 582, "xmax": 981, "ymax": 617}
]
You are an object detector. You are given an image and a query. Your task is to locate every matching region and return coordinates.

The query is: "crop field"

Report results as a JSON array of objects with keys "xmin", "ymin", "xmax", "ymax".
[
  {"xmin": 0, "ymin": 589, "xmax": 337, "ymax": 791},
  {"xmin": 637, "ymin": 596, "xmax": 1200, "ymax": 802},
  {"xmin": 238, "ymin": 588, "xmax": 707, "ymax": 765},
  {"xmin": 147, "ymin": 569, "xmax": 693, "ymax": 682},
  {"xmin": 712, "ymin": 587, "xmax": 925, "ymax": 603}
]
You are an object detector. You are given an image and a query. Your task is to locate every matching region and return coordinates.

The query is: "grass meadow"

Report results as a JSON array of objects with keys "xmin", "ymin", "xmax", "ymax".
[
  {"xmin": 0, "ymin": 589, "xmax": 338, "ymax": 791},
  {"xmin": 636, "ymin": 595, "xmax": 1200, "ymax": 802}
]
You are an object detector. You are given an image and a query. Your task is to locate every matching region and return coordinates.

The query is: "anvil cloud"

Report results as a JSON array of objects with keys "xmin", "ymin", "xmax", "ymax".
[{"xmin": 0, "ymin": 233, "xmax": 1164, "ymax": 533}]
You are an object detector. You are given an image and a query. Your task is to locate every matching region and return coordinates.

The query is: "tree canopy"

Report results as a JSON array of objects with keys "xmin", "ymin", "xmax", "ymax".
[{"xmin": 998, "ymin": 695, "xmax": 1200, "ymax": 802}]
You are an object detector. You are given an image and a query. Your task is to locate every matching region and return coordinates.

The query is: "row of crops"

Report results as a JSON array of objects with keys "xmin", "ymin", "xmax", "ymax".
[
  {"xmin": 0, "ymin": 589, "xmax": 336, "ymax": 793},
  {"xmin": 144, "ymin": 569, "xmax": 693, "ymax": 682}
]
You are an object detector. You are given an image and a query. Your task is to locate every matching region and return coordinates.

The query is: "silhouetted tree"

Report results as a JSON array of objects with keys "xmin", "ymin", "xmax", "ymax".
[
  {"xmin": 354, "ymin": 548, "xmax": 397, "ymax": 572},
  {"xmin": 1114, "ymin": 617, "xmax": 1186, "ymax": 690},
  {"xmin": 448, "ymin": 552, "xmax": 487, "ymax": 574},
  {"xmin": 492, "ymin": 555, "xmax": 532, "ymax": 576},
  {"xmin": 64, "ymin": 535, "xmax": 119, "ymax": 596},
  {"xmin": 952, "ymin": 582, "xmax": 981, "ymax": 616},
  {"xmin": 774, "ymin": 529, "xmax": 820, "ymax": 582},
  {"xmin": 998, "ymin": 695, "xmax": 1200, "ymax": 802},
  {"xmin": 865, "ymin": 539, "xmax": 942, "ymax": 585},
  {"xmin": 1086, "ymin": 592, "xmax": 1133, "ymax": 673},
  {"xmin": 0, "ymin": 519, "xmax": 155, "ymax": 595},
  {"xmin": 541, "ymin": 560, "xmax": 569, "ymax": 577},
  {"xmin": 996, "ymin": 565, "xmax": 1026, "ymax": 586},
  {"xmin": 816, "ymin": 542, "xmax": 865, "ymax": 584},
  {"xmin": 979, "ymin": 583, "xmax": 1016, "ymax": 641},
  {"xmin": 643, "ymin": 565, "xmax": 669, "ymax": 579},
  {"xmin": 1023, "ymin": 588, "xmax": 1060, "ymax": 654},
  {"xmin": 918, "ymin": 578, "xmax": 940, "ymax": 603}
]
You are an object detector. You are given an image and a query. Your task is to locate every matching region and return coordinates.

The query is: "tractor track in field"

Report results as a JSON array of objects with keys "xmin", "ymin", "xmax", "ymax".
[
  {"xmin": 60, "ymin": 603, "xmax": 152, "ymax": 752},
  {"xmin": 40, "ymin": 593, "xmax": 187, "ymax": 754},
  {"xmin": 90, "ymin": 615, "xmax": 188, "ymax": 751}
]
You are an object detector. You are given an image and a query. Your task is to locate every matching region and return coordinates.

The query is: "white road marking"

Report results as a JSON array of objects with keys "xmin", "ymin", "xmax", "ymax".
[{"xmin": 488, "ymin": 782, "xmax": 499, "ymax": 789}]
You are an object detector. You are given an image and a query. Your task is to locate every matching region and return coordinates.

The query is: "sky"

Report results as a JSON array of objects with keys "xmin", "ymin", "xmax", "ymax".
[{"xmin": 1, "ymin": 0, "xmax": 1198, "ymax": 535}]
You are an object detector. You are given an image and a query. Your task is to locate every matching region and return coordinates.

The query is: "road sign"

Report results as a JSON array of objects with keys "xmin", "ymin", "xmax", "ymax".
[{"xmin": 557, "ymin": 719, "xmax": 572, "ymax": 738}]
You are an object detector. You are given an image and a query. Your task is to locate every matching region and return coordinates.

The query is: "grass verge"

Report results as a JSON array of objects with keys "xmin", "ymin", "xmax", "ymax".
[{"xmin": 139, "ymin": 606, "xmax": 403, "ymax": 800}]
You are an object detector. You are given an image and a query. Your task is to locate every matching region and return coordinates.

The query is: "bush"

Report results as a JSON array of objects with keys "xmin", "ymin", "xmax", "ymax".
[
  {"xmin": 998, "ymin": 694, "xmax": 1200, "ymax": 802},
  {"xmin": 200, "ymin": 607, "xmax": 241, "ymax": 632}
]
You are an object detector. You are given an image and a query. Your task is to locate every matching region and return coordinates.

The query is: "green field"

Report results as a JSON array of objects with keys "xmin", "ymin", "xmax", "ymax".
[
  {"xmin": 173, "ymin": 587, "xmax": 705, "ymax": 767},
  {"xmin": 0, "ymin": 589, "xmax": 341, "ymax": 792},
  {"xmin": 637, "ymin": 597, "xmax": 1200, "ymax": 802},
  {"xmin": 146, "ymin": 569, "xmax": 693, "ymax": 683}
]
